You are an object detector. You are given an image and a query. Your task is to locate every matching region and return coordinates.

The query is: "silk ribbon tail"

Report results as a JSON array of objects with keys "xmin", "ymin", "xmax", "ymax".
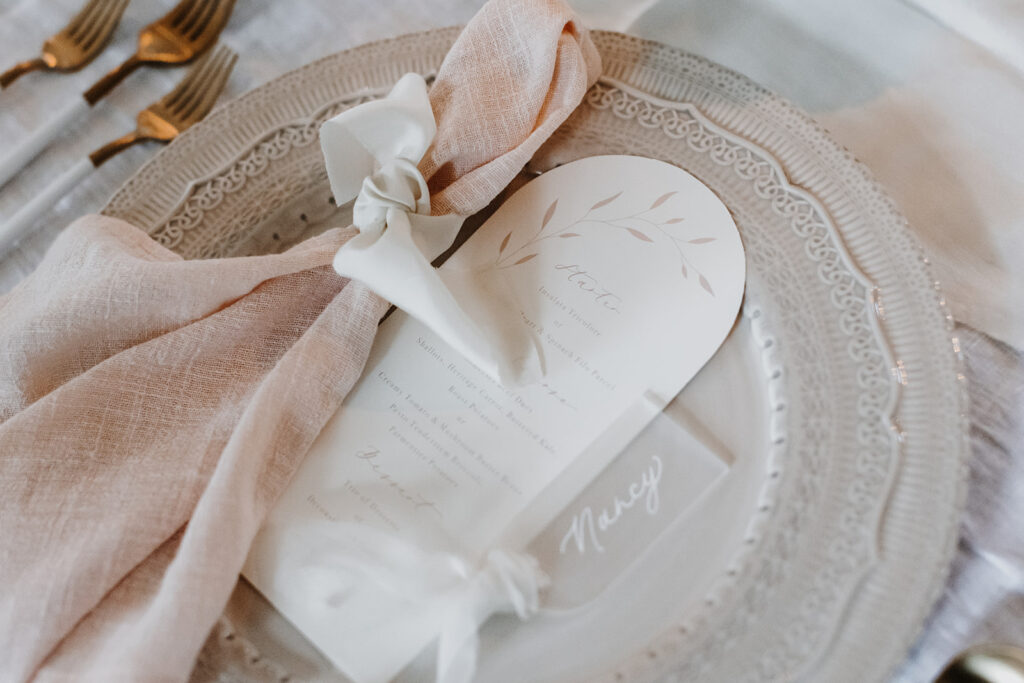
[{"xmin": 333, "ymin": 209, "xmax": 543, "ymax": 385}]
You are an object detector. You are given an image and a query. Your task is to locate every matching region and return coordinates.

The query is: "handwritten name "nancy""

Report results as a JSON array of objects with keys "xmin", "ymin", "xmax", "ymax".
[{"xmin": 559, "ymin": 454, "xmax": 663, "ymax": 555}]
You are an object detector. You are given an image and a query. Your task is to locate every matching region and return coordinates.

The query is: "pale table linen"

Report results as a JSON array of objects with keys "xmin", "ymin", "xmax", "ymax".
[
  {"xmin": 905, "ymin": 0, "xmax": 1024, "ymax": 77},
  {"xmin": 0, "ymin": 0, "xmax": 1021, "ymax": 681}
]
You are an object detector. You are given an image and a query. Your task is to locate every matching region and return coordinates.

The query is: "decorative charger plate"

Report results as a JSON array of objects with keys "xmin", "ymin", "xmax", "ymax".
[{"xmin": 103, "ymin": 29, "xmax": 967, "ymax": 683}]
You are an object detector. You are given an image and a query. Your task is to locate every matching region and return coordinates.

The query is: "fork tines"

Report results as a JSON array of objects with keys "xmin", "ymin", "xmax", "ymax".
[
  {"xmin": 0, "ymin": 0, "xmax": 130, "ymax": 88},
  {"xmin": 170, "ymin": 0, "xmax": 237, "ymax": 41},
  {"xmin": 68, "ymin": 0, "xmax": 131, "ymax": 53},
  {"xmin": 161, "ymin": 44, "xmax": 238, "ymax": 122}
]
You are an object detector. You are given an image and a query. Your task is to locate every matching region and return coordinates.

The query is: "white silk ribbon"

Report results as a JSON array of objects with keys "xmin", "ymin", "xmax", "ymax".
[
  {"xmin": 320, "ymin": 73, "xmax": 542, "ymax": 385},
  {"xmin": 283, "ymin": 520, "xmax": 548, "ymax": 683}
]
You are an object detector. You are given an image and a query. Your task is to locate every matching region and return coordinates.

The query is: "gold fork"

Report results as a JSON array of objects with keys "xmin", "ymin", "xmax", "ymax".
[
  {"xmin": 0, "ymin": 0, "xmax": 131, "ymax": 88},
  {"xmin": 88, "ymin": 44, "xmax": 237, "ymax": 164},
  {"xmin": 0, "ymin": 45, "xmax": 238, "ymax": 258},
  {"xmin": 0, "ymin": 0, "xmax": 237, "ymax": 190},
  {"xmin": 83, "ymin": 0, "xmax": 237, "ymax": 105}
]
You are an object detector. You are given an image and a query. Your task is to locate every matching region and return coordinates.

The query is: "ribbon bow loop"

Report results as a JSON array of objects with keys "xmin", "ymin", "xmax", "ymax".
[
  {"xmin": 320, "ymin": 72, "xmax": 437, "ymax": 213},
  {"xmin": 319, "ymin": 72, "xmax": 543, "ymax": 385}
]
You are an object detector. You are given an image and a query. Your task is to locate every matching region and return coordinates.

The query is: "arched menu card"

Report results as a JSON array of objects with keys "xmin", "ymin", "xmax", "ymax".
[{"xmin": 244, "ymin": 155, "xmax": 746, "ymax": 682}]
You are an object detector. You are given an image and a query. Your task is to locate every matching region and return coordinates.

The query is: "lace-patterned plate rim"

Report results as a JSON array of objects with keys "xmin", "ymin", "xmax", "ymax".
[
  {"xmin": 595, "ymin": 35, "xmax": 967, "ymax": 682},
  {"xmin": 572, "ymin": 77, "xmax": 905, "ymax": 682},
  {"xmin": 99, "ymin": 29, "xmax": 968, "ymax": 683},
  {"xmin": 147, "ymin": 93, "xmax": 379, "ymax": 254},
  {"xmin": 102, "ymin": 26, "xmax": 461, "ymax": 231},
  {"xmin": 561, "ymin": 35, "xmax": 966, "ymax": 679}
]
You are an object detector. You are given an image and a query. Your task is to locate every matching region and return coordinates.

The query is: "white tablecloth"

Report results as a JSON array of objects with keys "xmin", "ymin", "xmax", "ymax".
[{"xmin": 1, "ymin": 0, "xmax": 1021, "ymax": 680}]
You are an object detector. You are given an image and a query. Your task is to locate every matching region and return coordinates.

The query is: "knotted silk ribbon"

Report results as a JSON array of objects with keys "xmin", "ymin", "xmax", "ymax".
[
  {"xmin": 274, "ymin": 520, "xmax": 548, "ymax": 683},
  {"xmin": 322, "ymin": 73, "xmax": 543, "ymax": 385}
]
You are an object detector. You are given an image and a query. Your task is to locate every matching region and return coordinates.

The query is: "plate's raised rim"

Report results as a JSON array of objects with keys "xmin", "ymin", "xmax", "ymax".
[
  {"xmin": 102, "ymin": 28, "xmax": 969, "ymax": 683},
  {"xmin": 578, "ymin": 74, "xmax": 903, "ymax": 679},
  {"xmin": 584, "ymin": 31, "xmax": 968, "ymax": 681},
  {"xmin": 102, "ymin": 27, "xmax": 462, "ymax": 231}
]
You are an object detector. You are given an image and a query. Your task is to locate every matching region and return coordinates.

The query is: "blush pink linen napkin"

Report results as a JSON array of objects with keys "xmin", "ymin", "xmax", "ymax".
[{"xmin": 0, "ymin": 2, "xmax": 600, "ymax": 681}]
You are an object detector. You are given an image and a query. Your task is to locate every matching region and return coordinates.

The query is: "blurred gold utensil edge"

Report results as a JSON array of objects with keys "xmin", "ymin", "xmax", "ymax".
[
  {"xmin": 84, "ymin": 0, "xmax": 237, "ymax": 105},
  {"xmin": 89, "ymin": 43, "xmax": 237, "ymax": 164},
  {"xmin": 0, "ymin": 45, "xmax": 238, "ymax": 259},
  {"xmin": 0, "ymin": 0, "xmax": 130, "ymax": 89},
  {"xmin": 0, "ymin": 0, "xmax": 237, "ymax": 190}
]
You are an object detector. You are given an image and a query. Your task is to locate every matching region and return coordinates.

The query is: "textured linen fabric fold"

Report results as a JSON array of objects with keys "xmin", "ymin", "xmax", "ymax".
[{"xmin": 0, "ymin": 1, "xmax": 600, "ymax": 681}]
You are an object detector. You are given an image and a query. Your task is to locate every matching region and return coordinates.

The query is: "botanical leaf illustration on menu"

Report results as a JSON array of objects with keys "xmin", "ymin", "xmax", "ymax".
[{"xmin": 492, "ymin": 190, "xmax": 718, "ymax": 295}]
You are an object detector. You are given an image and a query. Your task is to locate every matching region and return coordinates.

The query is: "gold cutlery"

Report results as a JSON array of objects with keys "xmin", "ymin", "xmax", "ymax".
[
  {"xmin": 0, "ymin": 0, "xmax": 237, "ymax": 190},
  {"xmin": 0, "ymin": 45, "xmax": 237, "ymax": 258},
  {"xmin": 0, "ymin": 0, "xmax": 131, "ymax": 88},
  {"xmin": 83, "ymin": 0, "xmax": 237, "ymax": 105},
  {"xmin": 88, "ymin": 44, "xmax": 237, "ymax": 164}
]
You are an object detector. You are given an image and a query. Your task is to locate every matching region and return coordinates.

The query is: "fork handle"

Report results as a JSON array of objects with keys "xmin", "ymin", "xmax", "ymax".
[
  {"xmin": 0, "ymin": 58, "xmax": 47, "ymax": 89},
  {"xmin": 0, "ymin": 97, "xmax": 90, "ymax": 190},
  {"xmin": 0, "ymin": 158, "xmax": 94, "ymax": 259},
  {"xmin": 88, "ymin": 131, "xmax": 145, "ymax": 167},
  {"xmin": 83, "ymin": 55, "xmax": 142, "ymax": 105}
]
